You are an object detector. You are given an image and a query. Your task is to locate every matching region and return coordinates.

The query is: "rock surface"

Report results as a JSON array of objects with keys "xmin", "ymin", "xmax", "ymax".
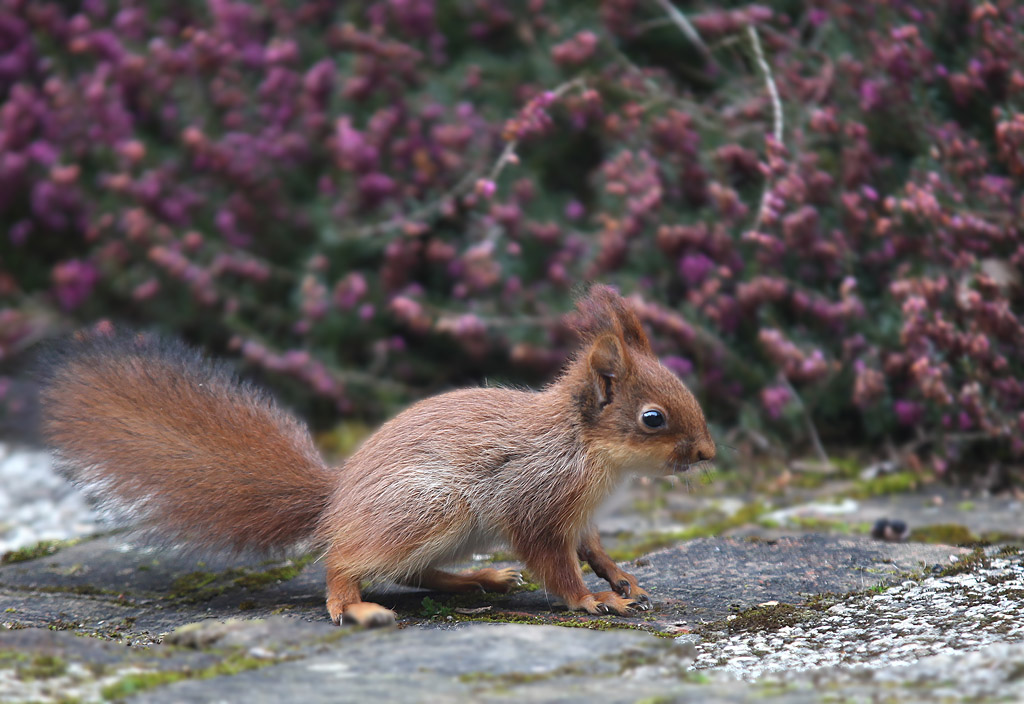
[
  {"xmin": 3, "ymin": 531, "xmax": 1020, "ymax": 702},
  {"xmin": 0, "ymin": 532, "xmax": 968, "ymax": 639},
  {"xmin": 3, "ymin": 443, "xmax": 1024, "ymax": 702}
]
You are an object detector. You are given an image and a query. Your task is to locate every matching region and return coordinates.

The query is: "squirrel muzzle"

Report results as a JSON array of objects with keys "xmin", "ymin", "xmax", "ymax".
[{"xmin": 670, "ymin": 434, "xmax": 716, "ymax": 472}]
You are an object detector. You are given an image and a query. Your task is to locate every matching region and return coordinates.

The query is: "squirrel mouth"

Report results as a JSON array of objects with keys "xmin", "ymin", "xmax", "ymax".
[{"xmin": 669, "ymin": 460, "xmax": 695, "ymax": 474}]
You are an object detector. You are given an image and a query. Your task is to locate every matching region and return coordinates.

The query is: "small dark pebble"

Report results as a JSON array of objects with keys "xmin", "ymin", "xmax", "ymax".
[{"xmin": 871, "ymin": 518, "xmax": 910, "ymax": 542}]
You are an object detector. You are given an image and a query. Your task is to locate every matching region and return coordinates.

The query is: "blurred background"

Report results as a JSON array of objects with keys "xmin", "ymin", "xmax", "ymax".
[{"xmin": 0, "ymin": 0, "xmax": 1022, "ymax": 503}]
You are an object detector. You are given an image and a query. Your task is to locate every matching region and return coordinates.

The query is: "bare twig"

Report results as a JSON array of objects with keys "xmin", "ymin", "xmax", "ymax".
[
  {"xmin": 777, "ymin": 374, "xmax": 831, "ymax": 467},
  {"xmin": 335, "ymin": 77, "xmax": 587, "ymax": 242},
  {"xmin": 339, "ymin": 169, "xmax": 481, "ymax": 241},
  {"xmin": 650, "ymin": 0, "xmax": 712, "ymax": 62},
  {"xmin": 746, "ymin": 23, "xmax": 783, "ymax": 235},
  {"xmin": 746, "ymin": 24, "xmax": 782, "ymax": 143}
]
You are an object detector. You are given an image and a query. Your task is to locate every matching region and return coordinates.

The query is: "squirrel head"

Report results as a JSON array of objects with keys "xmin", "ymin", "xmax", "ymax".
[{"xmin": 565, "ymin": 285, "xmax": 715, "ymax": 476}]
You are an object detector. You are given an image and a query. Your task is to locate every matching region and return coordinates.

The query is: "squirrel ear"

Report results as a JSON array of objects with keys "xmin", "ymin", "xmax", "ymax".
[{"xmin": 587, "ymin": 335, "xmax": 628, "ymax": 405}]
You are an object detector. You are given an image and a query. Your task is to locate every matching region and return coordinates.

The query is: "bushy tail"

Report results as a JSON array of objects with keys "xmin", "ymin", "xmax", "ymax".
[{"xmin": 39, "ymin": 330, "xmax": 335, "ymax": 553}]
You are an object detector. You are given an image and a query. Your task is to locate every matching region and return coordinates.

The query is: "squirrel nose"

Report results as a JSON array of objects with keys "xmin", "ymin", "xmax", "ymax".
[{"xmin": 693, "ymin": 438, "xmax": 716, "ymax": 463}]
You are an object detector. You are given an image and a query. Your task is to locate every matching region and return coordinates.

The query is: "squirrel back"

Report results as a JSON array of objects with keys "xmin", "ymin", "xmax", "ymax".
[{"xmin": 39, "ymin": 331, "xmax": 334, "ymax": 553}]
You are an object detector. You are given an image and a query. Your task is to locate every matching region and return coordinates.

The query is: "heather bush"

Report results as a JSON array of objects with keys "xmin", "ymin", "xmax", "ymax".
[{"xmin": 1, "ymin": 0, "xmax": 1022, "ymax": 475}]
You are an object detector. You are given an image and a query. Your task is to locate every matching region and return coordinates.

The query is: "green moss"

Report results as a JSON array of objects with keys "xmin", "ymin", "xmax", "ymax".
[
  {"xmin": 787, "ymin": 516, "xmax": 870, "ymax": 534},
  {"xmin": 47, "ymin": 619, "xmax": 80, "ymax": 631},
  {"xmin": 846, "ymin": 471, "xmax": 922, "ymax": 498},
  {"xmin": 935, "ymin": 547, "xmax": 989, "ymax": 577},
  {"xmin": 608, "ymin": 501, "xmax": 770, "ymax": 561},
  {"xmin": 232, "ymin": 554, "xmax": 315, "ymax": 590},
  {"xmin": 100, "ymin": 655, "xmax": 270, "ymax": 700},
  {"xmin": 17, "ymin": 654, "xmax": 68, "ymax": 680},
  {"xmin": 1, "ymin": 538, "xmax": 82, "ymax": 565},
  {"xmin": 37, "ymin": 584, "xmax": 118, "ymax": 597},
  {"xmin": 699, "ymin": 603, "xmax": 809, "ymax": 638},
  {"xmin": 447, "ymin": 610, "xmax": 675, "ymax": 638},
  {"xmin": 169, "ymin": 570, "xmax": 221, "ymax": 599},
  {"xmin": 908, "ymin": 524, "xmax": 981, "ymax": 546},
  {"xmin": 458, "ymin": 662, "xmax": 585, "ymax": 687},
  {"xmin": 0, "ymin": 650, "xmax": 28, "ymax": 668},
  {"xmin": 101, "ymin": 670, "xmax": 188, "ymax": 699},
  {"xmin": 168, "ymin": 554, "xmax": 316, "ymax": 603}
]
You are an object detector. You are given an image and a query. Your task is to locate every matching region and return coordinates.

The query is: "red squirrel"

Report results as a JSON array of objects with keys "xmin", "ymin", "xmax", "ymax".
[{"xmin": 40, "ymin": 286, "xmax": 715, "ymax": 627}]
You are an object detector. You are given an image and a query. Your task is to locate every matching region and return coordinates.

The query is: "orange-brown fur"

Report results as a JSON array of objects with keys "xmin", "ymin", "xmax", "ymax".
[{"xmin": 40, "ymin": 286, "xmax": 715, "ymax": 627}]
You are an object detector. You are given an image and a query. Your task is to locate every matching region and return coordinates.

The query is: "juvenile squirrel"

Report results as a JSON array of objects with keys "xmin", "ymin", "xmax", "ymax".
[{"xmin": 40, "ymin": 286, "xmax": 715, "ymax": 627}]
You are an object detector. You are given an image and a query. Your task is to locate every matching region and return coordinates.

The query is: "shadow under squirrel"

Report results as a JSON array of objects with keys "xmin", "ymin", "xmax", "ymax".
[{"xmin": 40, "ymin": 286, "xmax": 715, "ymax": 627}]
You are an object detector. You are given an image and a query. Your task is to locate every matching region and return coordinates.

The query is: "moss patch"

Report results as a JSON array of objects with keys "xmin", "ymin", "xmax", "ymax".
[
  {"xmin": 0, "ymin": 538, "xmax": 82, "ymax": 565},
  {"xmin": 17, "ymin": 654, "xmax": 68, "ymax": 680},
  {"xmin": 167, "ymin": 554, "xmax": 316, "ymax": 603},
  {"xmin": 445, "ymin": 609, "xmax": 675, "ymax": 638},
  {"xmin": 458, "ymin": 662, "xmax": 586, "ymax": 687},
  {"xmin": 908, "ymin": 524, "xmax": 981, "ymax": 546},
  {"xmin": 0, "ymin": 649, "xmax": 28, "ymax": 668},
  {"xmin": 935, "ymin": 547, "xmax": 989, "ymax": 577},
  {"xmin": 845, "ymin": 471, "xmax": 923, "ymax": 498},
  {"xmin": 100, "ymin": 654, "xmax": 271, "ymax": 700},
  {"xmin": 787, "ymin": 516, "xmax": 873, "ymax": 535},
  {"xmin": 699, "ymin": 603, "xmax": 811, "ymax": 639},
  {"xmin": 608, "ymin": 501, "xmax": 769, "ymax": 562}
]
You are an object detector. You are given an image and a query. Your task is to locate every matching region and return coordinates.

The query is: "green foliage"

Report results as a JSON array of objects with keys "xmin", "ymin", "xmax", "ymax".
[{"xmin": 1, "ymin": 1, "xmax": 1021, "ymax": 475}]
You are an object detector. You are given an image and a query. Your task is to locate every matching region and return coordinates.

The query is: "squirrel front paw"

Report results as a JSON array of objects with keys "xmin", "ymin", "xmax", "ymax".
[
  {"xmin": 327, "ymin": 599, "xmax": 396, "ymax": 628},
  {"xmin": 573, "ymin": 590, "xmax": 647, "ymax": 616},
  {"xmin": 612, "ymin": 578, "xmax": 652, "ymax": 609}
]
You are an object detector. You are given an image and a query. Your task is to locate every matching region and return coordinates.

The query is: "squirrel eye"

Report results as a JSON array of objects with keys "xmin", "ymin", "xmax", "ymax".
[{"xmin": 641, "ymin": 409, "xmax": 665, "ymax": 429}]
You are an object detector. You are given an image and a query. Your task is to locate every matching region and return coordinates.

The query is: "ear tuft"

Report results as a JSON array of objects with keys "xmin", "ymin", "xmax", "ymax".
[{"xmin": 568, "ymin": 285, "xmax": 653, "ymax": 355}]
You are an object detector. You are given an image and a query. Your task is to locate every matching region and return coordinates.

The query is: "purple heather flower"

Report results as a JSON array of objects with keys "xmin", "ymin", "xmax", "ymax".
[
  {"xmin": 564, "ymin": 200, "xmax": 585, "ymax": 220},
  {"xmin": 51, "ymin": 259, "xmax": 99, "ymax": 311},
  {"xmin": 474, "ymin": 178, "xmax": 496, "ymax": 199},
  {"xmin": 679, "ymin": 253, "xmax": 715, "ymax": 285},
  {"xmin": 761, "ymin": 385, "xmax": 792, "ymax": 420}
]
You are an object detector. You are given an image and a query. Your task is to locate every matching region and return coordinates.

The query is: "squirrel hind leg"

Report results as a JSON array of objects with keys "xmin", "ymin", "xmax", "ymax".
[
  {"xmin": 407, "ymin": 567, "xmax": 523, "ymax": 594},
  {"xmin": 325, "ymin": 570, "xmax": 395, "ymax": 628}
]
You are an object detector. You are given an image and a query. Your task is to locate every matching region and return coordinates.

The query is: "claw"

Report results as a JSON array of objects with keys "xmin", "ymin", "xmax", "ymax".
[
  {"xmin": 616, "ymin": 579, "xmax": 631, "ymax": 597},
  {"xmin": 596, "ymin": 602, "xmax": 611, "ymax": 614}
]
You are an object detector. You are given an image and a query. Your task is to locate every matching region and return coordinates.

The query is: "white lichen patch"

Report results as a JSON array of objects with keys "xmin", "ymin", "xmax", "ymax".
[
  {"xmin": 0, "ymin": 662, "xmax": 151, "ymax": 704},
  {"xmin": 0, "ymin": 443, "xmax": 102, "ymax": 554},
  {"xmin": 691, "ymin": 549, "xmax": 1024, "ymax": 682}
]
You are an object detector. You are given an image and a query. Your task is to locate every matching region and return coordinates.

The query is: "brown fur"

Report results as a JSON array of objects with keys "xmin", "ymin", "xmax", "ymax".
[
  {"xmin": 40, "ymin": 287, "xmax": 714, "ymax": 627},
  {"xmin": 40, "ymin": 332, "xmax": 333, "ymax": 554}
]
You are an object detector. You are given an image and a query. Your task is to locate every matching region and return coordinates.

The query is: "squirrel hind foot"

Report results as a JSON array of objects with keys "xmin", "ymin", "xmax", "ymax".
[
  {"xmin": 335, "ymin": 601, "xmax": 397, "ymax": 628},
  {"xmin": 467, "ymin": 567, "xmax": 523, "ymax": 593},
  {"xmin": 575, "ymin": 590, "xmax": 645, "ymax": 616}
]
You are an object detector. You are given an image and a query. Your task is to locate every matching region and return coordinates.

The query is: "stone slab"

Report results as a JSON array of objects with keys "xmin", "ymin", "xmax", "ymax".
[{"xmin": 1, "ymin": 532, "xmax": 967, "ymax": 642}]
